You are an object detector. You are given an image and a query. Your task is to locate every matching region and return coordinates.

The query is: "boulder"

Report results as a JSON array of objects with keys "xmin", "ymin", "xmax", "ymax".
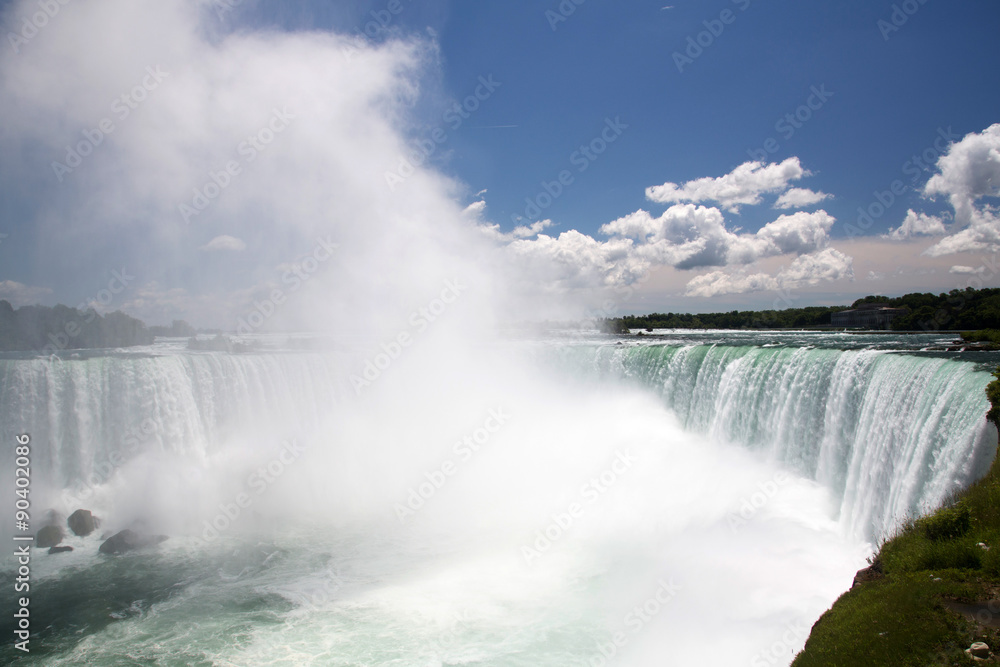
[
  {"xmin": 48, "ymin": 546, "xmax": 73, "ymax": 554},
  {"xmin": 969, "ymin": 642, "xmax": 990, "ymax": 659},
  {"xmin": 851, "ymin": 558, "xmax": 884, "ymax": 588},
  {"xmin": 35, "ymin": 524, "xmax": 63, "ymax": 548},
  {"xmin": 67, "ymin": 509, "xmax": 98, "ymax": 536},
  {"xmin": 98, "ymin": 529, "xmax": 168, "ymax": 555}
]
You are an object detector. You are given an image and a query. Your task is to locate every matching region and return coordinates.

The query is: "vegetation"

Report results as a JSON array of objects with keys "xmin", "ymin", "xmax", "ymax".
[
  {"xmin": 792, "ymin": 369, "xmax": 1000, "ymax": 666},
  {"xmin": 0, "ymin": 301, "xmax": 153, "ymax": 351},
  {"xmin": 963, "ymin": 329, "xmax": 1000, "ymax": 349},
  {"xmin": 598, "ymin": 287, "xmax": 1000, "ymax": 332}
]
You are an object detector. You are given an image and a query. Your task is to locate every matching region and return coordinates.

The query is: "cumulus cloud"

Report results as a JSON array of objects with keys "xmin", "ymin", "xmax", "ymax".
[
  {"xmin": 773, "ymin": 187, "xmax": 831, "ymax": 210},
  {"xmin": 884, "ymin": 210, "xmax": 948, "ymax": 240},
  {"xmin": 950, "ymin": 265, "xmax": 985, "ymax": 275},
  {"xmin": 505, "ymin": 231, "xmax": 644, "ymax": 291},
  {"xmin": 900, "ymin": 124, "xmax": 1000, "ymax": 257},
  {"xmin": 483, "ymin": 160, "xmax": 847, "ymax": 299},
  {"xmin": 200, "ymin": 235, "xmax": 247, "ymax": 252},
  {"xmin": 0, "ymin": 280, "xmax": 53, "ymax": 306},
  {"xmin": 684, "ymin": 248, "xmax": 854, "ymax": 297},
  {"xmin": 645, "ymin": 158, "xmax": 808, "ymax": 212},
  {"xmin": 924, "ymin": 123, "xmax": 1000, "ymax": 225},
  {"xmin": 598, "ymin": 206, "xmax": 835, "ymax": 270}
]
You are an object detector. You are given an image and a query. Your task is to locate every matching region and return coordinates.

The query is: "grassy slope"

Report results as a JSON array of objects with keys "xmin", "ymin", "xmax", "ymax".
[{"xmin": 793, "ymin": 368, "xmax": 1000, "ymax": 667}]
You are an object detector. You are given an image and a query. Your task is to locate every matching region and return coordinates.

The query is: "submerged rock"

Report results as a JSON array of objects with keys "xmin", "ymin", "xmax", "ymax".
[
  {"xmin": 98, "ymin": 529, "xmax": 168, "ymax": 555},
  {"xmin": 36, "ymin": 524, "xmax": 64, "ymax": 548},
  {"xmin": 68, "ymin": 509, "xmax": 98, "ymax": 536},
  {"xmin": 48, "ymin": 546, "xmax": 73, "ymax": 554}
]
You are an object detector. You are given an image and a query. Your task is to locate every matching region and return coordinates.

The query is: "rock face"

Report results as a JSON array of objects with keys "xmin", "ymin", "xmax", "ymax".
[
  {"xmin": 68, "ymin": 509, "xmax": 98, "ymax": 536},
  {"xmin": 98, "ymin": 529, "xmax": 168, "ymax": 555},
  {"xmin": 35, "ymin": 524, "xmax": 64, "ymax": 548},
  {"xmin": 851, "ymin": 558, "xmax": 884, "ymax": 588},
  {"xmin": 48, "ymin": 546, "xmax": 73, "ymax": 554}
]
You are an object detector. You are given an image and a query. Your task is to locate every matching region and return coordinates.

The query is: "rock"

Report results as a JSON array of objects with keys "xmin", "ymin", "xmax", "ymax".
[
  {"xmin": 48, "ymin": 546, "xmax": 73, "ymax": 554},
  {"xmin": 67, "ymin": 509, "xmax": 98, "ymax": 537},
  {"xmin": 852, "ymin": 558, "xmax": 884, "ymax": 588},
  {"xmin": 35, "ymin": 524, "xmax": 64, "ymax": 548},
  {"xmin": 98, "ymin": 529, "xmax": 168, "ymax": 555},
  {"xmin": 970, "ymin": 642, "xmax": 990, "ymax": 658}
]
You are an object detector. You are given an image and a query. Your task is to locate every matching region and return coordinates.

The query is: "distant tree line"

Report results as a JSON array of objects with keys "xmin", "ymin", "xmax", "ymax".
[
  {"xmin": 599, "ymin": 287, "xmax": 1000, "ymax": 332},
  {"xmin": 857, "ymin": 288, "xmax": 1000, "ymax": 331},
  {"xmin": 0, "ymin": 301, "xmax": 153, "ymax": 352}
]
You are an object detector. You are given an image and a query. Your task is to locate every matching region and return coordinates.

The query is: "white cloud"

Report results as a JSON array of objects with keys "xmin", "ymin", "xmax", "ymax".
[
  {"xmin": 949, "ymin": 265, "xmax": 985, "ymax": 275},
  {"xmin": 0, "ymin": 280, "xmax": 53, "ymax": 306},
  {"xmin": 200, "ymin": 235, "xmax": 247, "ymax": 252},
  {"xmin": 598, "ymin": 206, "xmax": 835, "ymax": 271},
  {"xmin": 752, "ymin": 210, "xmax": 836, "ymax": 256},
  {"xmin": 884, "ymin": 209, "xmax": 947, "ymax": 240},
  {"xmin": 924, "ymin": 123, "xmax": 1000, "ymax": 225},
  {"xmin": 773, "ymin": 187, "xmax": 831, "ymax": 210},
  {"xmin": 480, "ymin": 218, "xmax": 554, "ymax": 242},
  {"xmin": 645, "ymin": 158, "xmax": 808, "ymax": 212},
  {"xmin": 912, "ymin": 124, "xmax": 1000, "ymax": 257},
  {"xmin": 505, "ymin": 231, "xmax": 645, "ymax": 291},
  {"xmin": 683, "ymin": 248, "xmax": 853, "ymax": 297}
]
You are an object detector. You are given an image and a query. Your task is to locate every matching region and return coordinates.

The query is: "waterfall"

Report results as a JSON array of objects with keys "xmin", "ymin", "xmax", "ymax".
[
  {"xmin": 550, "ymin": 343, "xmax": 998, "ymax": 539},
  {"xmin": 0, "ymin": 352, "xmax": 349, "ymax": 499},
  {"xmin": 2, "ymin": 342, "xmax": 995, "ymax": 541}
]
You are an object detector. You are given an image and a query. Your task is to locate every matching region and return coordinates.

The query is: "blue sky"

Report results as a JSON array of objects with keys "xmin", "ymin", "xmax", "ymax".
[
  {"xmin": 1, "ymin": 0, "xmax": 999, "ymax": 326},
  {"xmin": 362, "ymin": 0, "xmax": 998, "ymax": 240}
]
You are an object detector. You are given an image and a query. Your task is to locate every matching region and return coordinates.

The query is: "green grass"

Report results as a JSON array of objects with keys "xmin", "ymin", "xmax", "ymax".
[{"xmin": 792, "ymin": 370, "xmax": 1000, "ymax": 666}]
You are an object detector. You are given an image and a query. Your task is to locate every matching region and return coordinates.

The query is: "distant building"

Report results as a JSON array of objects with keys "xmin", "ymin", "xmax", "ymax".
[{"xmin": 831, "ymin": 303, "xmax": 908, "ymax": 329}]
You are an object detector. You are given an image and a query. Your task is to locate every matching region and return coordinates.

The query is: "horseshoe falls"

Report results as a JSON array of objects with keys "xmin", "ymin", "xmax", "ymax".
[
  {"xmin": 1, "ymin": 332, "xmax": 996, "ymax": 666},
  {"xmin": 552, "ymin": 339, "xmax": 998, "ymax": 541}
]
